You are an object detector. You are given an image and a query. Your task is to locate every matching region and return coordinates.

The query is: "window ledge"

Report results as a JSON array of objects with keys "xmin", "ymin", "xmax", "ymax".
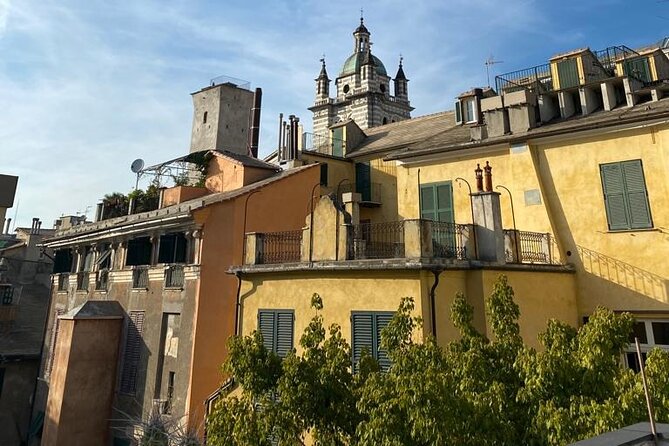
[{"xmin": 606, "ymin": 227, "xmax": 658, "ymax": 234}]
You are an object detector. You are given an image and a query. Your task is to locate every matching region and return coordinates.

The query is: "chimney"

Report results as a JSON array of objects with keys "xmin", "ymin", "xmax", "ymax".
[
  {"xmin": 31, "ymin": 217, "xmax": 39, "ymax": 235},
  {"xmin": 37, "ymin": 220, "xmax": 42, "ymax": 235},
  {"xmin": 95, "ymin": 203, "xmax": 104, "ymax": 222},
  {"xmin": 470, "ymin": 161, "xmax": 504, "ymax": 263},
  {"xmin": 277, "ymin": 113, "xmax": 284, "ymax": 163},
  {"xmin": 249, "ymin": 88, "xmax": 262, "ymax": 158}
]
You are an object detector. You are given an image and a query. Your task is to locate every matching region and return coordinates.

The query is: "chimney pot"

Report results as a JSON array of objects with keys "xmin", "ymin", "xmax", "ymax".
[
  {"xmin": 484, "ymin": 161, "xmax": 493, "ymax": 192},
  {"xmin": 475, "ymin": 164, "xmax": 484, "ymax": 192}
]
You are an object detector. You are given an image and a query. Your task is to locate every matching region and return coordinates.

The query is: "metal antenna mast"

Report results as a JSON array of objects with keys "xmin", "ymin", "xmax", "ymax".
[{"xmin": 485, "ymin": 55, "xmax": 504, "ymax": 88}]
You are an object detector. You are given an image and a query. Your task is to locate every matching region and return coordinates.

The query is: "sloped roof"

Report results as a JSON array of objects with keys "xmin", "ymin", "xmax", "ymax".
[
  {"xmin": 347, "ymin": 111, "xmax": 458, "ymax": 158},
  {"xmin": 212, "ymin": 150, "xmax": 281, "ymax": 171},
  {"xmin": 44, "ymin": 164, "xmax": 318, "ymax": 246}
]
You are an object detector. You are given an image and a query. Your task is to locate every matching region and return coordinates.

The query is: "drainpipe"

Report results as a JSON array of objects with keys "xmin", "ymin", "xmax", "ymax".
[
  {"xmin": 234, "ymin": 271, "xmax": 242, "ymax": 336},
  {"xmin": 429, "ymin": 269, "xmax": 443, "ymax": 339}
]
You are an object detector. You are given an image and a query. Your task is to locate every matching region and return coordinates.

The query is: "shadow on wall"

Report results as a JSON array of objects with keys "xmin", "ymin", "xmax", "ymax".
[{"xmin": 577, "ymin": 245, "xmax": 668, "ymax": 303}]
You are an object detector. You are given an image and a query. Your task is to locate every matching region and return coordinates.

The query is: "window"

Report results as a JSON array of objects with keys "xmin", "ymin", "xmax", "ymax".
[
  {"xmin": 158, "ymin": 233, "xmax": 187, "ymax": 264},
  {"xmin": 96, "ymin": 243, "xmax": 112, "ymax": 270},
  {"xmin": 126, "ymin": 237, "xmax": 152, "ymax": 266},
  {"xmin": 332, "ymin": 127, "xmax": 344, "ymax": 157},
  {"xmin": 319, "ymin": 163, "xmax": 328, "ymax": 186},
  {"xmin": 420, "ymin": 182, "xmax": 454, "ymax": 223},
  {"xmin": 454, "ymin": 101, "xmax": 463, "ymax": 125},
  {"xmin": 351, "ymin": 311, "xmax": 394, "ymax": 372},
  {"xmin": 463, "ymin": 98, "xmax": 476, "ymax": 123},
  {"xmin": 258, "ymin": 310, "xmax": 294, "ymax": 358},
  {"xmin": 600, "ymin": 160, "xmax": 652, "ymax": 230},
  {"xmin": 355, "ymin": 162, "xmax": 371, "ymax": 202},
  {"xmin": 624, "ymin": 319, "xmax": 669, "ymax": 372},
  {"xmin": 120, "ymin": 311, "xmax": 145, "ymax": 394},
  {"xmin": 53, "ymin": 249, "xmax": 74, "ymax": 274}
]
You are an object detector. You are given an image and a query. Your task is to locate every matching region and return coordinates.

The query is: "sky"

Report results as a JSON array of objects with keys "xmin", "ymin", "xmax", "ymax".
[{"xmin": 0, "ymin": 0, "xmax": 667, "ymax": 229}]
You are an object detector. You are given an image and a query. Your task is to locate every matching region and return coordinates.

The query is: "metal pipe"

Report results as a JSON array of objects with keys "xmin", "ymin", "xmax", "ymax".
[
  {"xmin": 277, "ymin": 113, "xmax": 283, "ymax": 163},
  {"xmin": 308, "ymin": 182, "xmax": 321, "ymax": 263},
  {"xmin": 456, "ymin": 177, "xmax": 478, "ymax": 259},
  {"xmin": 429, "ymin": 269, "xmax": 442, "ymax": 339},
  {"xmin": 635, "ymin": 337, "xmax": 659, "ymax": 444},
  {"xmin": 249, "ymin": 88, "xmax": 262, "ymax": 158},
  {"xmin": 234, "ymin": 271, "xmax": 243, "ymax": 337},
  {"xmin": 496, "ymin": 185, "xmax": 518, "ymax": 261}
]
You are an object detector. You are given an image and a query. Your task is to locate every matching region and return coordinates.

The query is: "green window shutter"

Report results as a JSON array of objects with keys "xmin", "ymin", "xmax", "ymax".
[
  {"xmin": 258, "ymin": 310, "xmax": 294, "ymax": 358},
  {"xmin": 455, "ymin": 101, "xmax": 462, "ymax": 124},
  {"xmin": 600, "ymin": 163, "xmax": 630, "ymax": 230},
  {"xmin": 332, "ymin": 127, "xmax": 344, "ymax": 157},
  {"xmin": 557, "ymin": 58, "xmax": 579, "ymax": 88},
  {"xmin": 258, "ymin": 311, "xmax": 276, "ymax": 354},
  {"xmin": 373, "ymin": 312, "xmax": 394, "ymax": 372},
  {"xmin": 420, "ymin": 185, "xmax": 436, "ymax": 220},
  {"xmin": 351, "ymin": 312, "xmax": 373, "ymax": 373},
  {"xmin": 622, "ymin": 160, "xmax": 652, "ymax": 229},
  {"xmin": 355, "ymin": 163, "xmax": 372, "ymax": 201},
  {"xmin": 275, "ymin": 311, "xmax": 294, "ymax": 358}
]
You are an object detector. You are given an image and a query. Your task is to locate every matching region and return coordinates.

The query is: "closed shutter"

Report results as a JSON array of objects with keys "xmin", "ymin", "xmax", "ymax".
[
  {"xmin": 374, "ymin": 313, "xmax": 394, "ymax": 372},
  {"xmin": 622, "ymin": 160, "xmax": 652, "ymax": 229},
  {"xmin": 420, "ymin": 183, "xmax": 454, "ymax": 223},
  {"xmin": 600, "ymin": 160, "xmax": 652, "ymax": 231},
  {"xmin": 120, "ymin": 311, "xmax": 145, "ymax": 394},
  {"xmin": 557, "ymin": 58, "xmax": 579, "ymax": 88},
  {"xmin": 352, "ymin": 311, "xmax": 394, "ymax": 373},
  {"xmin": 332, "ymin": 127, "xmax": 344, "ymax": 157},
  {"xmin": 351, "ymin": 313, "xmax": 374, "ymax": 373},
  {"xmin": 47, "ymin": 309, "xmax": 66, "ymax": 378},
  {"xmin": 258, "ymin": 310, "xmax": 294, "ymax": 358},
  {"xmin": 355, "ymin": 163, "xmax": 372, "ymax": 201},
  {"xmin": 600, "ymin": 163, "xmax": 629, "ymax": 230}
]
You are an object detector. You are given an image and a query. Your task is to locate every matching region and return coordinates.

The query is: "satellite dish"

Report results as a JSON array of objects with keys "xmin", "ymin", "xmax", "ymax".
[{"xmin": 130, "ymin": 159, "xmax": 145, "ymax": 173}]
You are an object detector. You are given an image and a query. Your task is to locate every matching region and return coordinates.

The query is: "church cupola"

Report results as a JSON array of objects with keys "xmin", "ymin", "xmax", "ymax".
[
  {"xmin": 394, "ymin": 56, "xmax": 408, "ymax": 101},
  {"xmin": 353, "ymin": 17, "xmax": 370, "ymax": 53},
  {"xmin": 315, "ymin": 57, "xmax": 330, "ymax": 100}
]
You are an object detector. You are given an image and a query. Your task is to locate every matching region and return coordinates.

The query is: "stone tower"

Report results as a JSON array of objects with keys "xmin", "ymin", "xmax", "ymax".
[
  {"xmin": 189, "ymin": 81, "xmax": 255, "ymax": 154},
  {"xmin": 309, "ymin": 18, "xmax": 413, "ymax": 138}
]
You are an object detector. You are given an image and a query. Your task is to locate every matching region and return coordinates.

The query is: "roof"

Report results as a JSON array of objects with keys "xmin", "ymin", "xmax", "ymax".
[
  {"xmin": 61, "ymin": 300, "xmax": 125, "ymax": 320},
  {"xmin": 569, "ymin": 422, "xmax": 669, "ymax": 445},
  {"xmin": 43, "ymin": 164, "xmax": 318, "ymax": 246},
  {"xmin": 341, "ymin": 51, "xmax": 387, "ymax": 77},
  {"xmin": 394, "ymin": 62, "xmax": 407, "ymax": 80},
  {"xmin": 388, "ymin": 96, "xmax": 669, "ymax": 161},
  {"xmin": 212, "ymin": 150, "xmax": 281, "ymax": 171},
  {"xmin": 354, "ymin": 17, "xmax": 369, "ymax": 35},
  {"xmin": 348, "ymin": 111, "xmax": 458, "ymax": 158}
]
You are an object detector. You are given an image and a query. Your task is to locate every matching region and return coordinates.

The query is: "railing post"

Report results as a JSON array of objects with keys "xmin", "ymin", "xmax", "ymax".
[
  {"xmin": 403, "ymin": 220, "xmax": 427, "ymax": 258},
  {"xmin": 243, "ymin": 233, "xmax": 262, "ymax": 265}
]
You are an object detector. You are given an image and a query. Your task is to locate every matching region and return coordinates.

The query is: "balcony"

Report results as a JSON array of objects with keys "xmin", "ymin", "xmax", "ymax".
[
  {"xmin": 76, "ymin": 272, "xmax": 90, "ymax": 291},
  {"xmin": 504, "ymin": 230, "xmax": 562, "ymax": 265},
  {"xmin": 57, "ymin": 273, "xmax": 69, "ymax": 292},
  {"xmin": 132, "ymin": 266, "xmax": 149, "ymax": 289},
  {"xmin": 95, "ymin": 269, "xmax": 109, "ymax": 291},
  {"xmin": 246, "ymin": 230, "xmax": 303, "ymax": 265},
  {"xmin": 164, "ymin": 264, "xmax": 185, "ymax": 289}
]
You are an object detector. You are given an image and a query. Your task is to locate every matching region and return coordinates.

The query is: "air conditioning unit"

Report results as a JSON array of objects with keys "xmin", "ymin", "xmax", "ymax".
[{"xmin": 152, "ymin": 399, "xmax": 170, "ymax": 415}]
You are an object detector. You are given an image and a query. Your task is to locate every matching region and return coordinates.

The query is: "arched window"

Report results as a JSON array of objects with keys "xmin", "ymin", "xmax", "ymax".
[{"xmin": 382, "ymin": 117, "xmax": 388, "ymax": 125}]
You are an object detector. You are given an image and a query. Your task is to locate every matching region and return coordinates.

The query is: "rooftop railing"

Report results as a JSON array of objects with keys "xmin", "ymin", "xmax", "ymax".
[
  {"xmin": 352, "ymin": 220, "xmax": 406, "ymax": 259},
  {"xmin": 302, "ymin": 132, "xmax": 346, "ymax": 157},
  {"xmin": 428, "ymin": 220, "xmax": 469, "ymax": 260},
  {"xmin": 504, "ymin": 230, "xmax": 561, "ymax": 265},
  {"xmin": 496, "ymin": 63, "xmax": 553, "ymax": 94}
]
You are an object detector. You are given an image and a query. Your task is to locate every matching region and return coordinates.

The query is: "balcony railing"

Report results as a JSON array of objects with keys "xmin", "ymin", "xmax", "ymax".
[
  {"xmin": 496, "ymin": 63, "xmax": 553, "ymax": 94},
  {"xmin": 95, "ymin": 269, "xmax": 109, "ymax": 291},
  {"xmin": 164, "ymin": 264, "xmax": 185, "ymax": 289},
  {"xmin": 428, "ymin": 221, "xmax": 469, "ymax": 260},
  {"xmin": 301, "ymin": 132, "xmax": 346, "ymax": 157},
  {"xmin": 257, "ymin": 230, "xmax": 303, "ymax": 264},
  {"xmin": 132, "ymin": 266, "xmax": 149, "ymax": 289},
  {"xmin": 504, "ymin": 230, "xmax": 561, "ymax": 265},
  {"xmin": 76, "ymin": 272, "xmax": 90, "ymax": 291},
  {"xmin": 57, "ymin": 273, "xmax": 69, "ymax": 291},
  {"xmin": 352, "ymin": 221, "xmax": 405, "ymax": 259}
]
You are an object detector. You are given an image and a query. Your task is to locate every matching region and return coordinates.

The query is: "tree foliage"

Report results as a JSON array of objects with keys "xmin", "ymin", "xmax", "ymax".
[{"xmin": 207, "ymin": 276, "xmax": 669, "ymax": 446}]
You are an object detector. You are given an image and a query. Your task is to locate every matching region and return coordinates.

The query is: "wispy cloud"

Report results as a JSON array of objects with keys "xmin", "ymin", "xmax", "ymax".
[{"xmin": 0, "ymin": 0, "xmax": 665, "ymax": 228}]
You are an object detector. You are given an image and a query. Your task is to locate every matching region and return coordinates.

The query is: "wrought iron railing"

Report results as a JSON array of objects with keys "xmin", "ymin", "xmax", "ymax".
[
  {"xmin": 352, "ymin": 221, "xmax": 405, "ymax": 259},
  {"xmin": 257, "ymin": 230, "xmax": 303, "ymax": 264},
  {"xmin": 164, "ymin": 264, "xmax": 185, "ymax": 289},
  {"xmin": 1, "ymin": 285, "xmax": 13, "ymax": 305},
  {"xmin": 593, "ymin": 45, "xmax": 638, "ymax": 75},
  {"xmin": 496, "ymin": 63, "xmax": 553, "ymax": 94},
  {"xmin": 504, "ymin": 230, "xmax": 561, "ymax": 265},
  {"xmin": 428, "ymin": 221, "xmax": 469, "ymax": 260},
  {"xmin": 95, "ymin": 269, "xmax": 109, "ymax": 291},
  {"xmin": 57, "ymin": 273, "xmax": 69, "ymax": 291},
  {"xmin": 132, "ymin": 266, "xmax": 149, "ymax": 289},
  {"xmin": 301, "ymin": 132, "xmax": 346, "ymax": 157},
  {"xmin": 76, "ymin": 272, "xmax": 90, "ymax": 291}
]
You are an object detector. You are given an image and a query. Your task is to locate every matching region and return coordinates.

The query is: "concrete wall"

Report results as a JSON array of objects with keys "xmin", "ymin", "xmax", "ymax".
[
  {"xmin": 42, "ymin": 317, "xmax": 123, "ymax": 446},
  {"xmin": 190, "ymin": 84, "xmax": 254, "ymax": 154}
]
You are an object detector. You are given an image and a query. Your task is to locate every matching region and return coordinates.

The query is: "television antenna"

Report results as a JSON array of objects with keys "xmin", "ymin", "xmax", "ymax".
[
  {"xmin": 485, "ymin": 55, "xmax": 504, "ymax": 88},
  {"xmin": 130, "ymin": 158, "xmax": 145, "ymax": 190}
]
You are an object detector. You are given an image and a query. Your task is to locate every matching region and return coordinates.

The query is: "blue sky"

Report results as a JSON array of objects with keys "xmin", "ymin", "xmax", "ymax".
[{"xmin": 0, "ymin": 0, "xmax": 667, "ymax": 229}]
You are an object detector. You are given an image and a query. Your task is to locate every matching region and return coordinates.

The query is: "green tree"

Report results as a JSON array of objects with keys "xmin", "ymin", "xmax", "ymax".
[
  {"xmin": 102, "ymin": 192, "xmax": 129, "ymax": 219},
  {"xmin": 207, "ymin": 276, "xmax": 669, "ymax": 446}
]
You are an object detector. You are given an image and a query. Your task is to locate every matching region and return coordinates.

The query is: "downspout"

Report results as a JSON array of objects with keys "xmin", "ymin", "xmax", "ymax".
[
  {"xmin": 429, "ymin": 269, "xmax": 443, "ymax": 339},
  {"xmin": 234, "ymin": 271, "xmax": 242, "ymax": 336}
]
